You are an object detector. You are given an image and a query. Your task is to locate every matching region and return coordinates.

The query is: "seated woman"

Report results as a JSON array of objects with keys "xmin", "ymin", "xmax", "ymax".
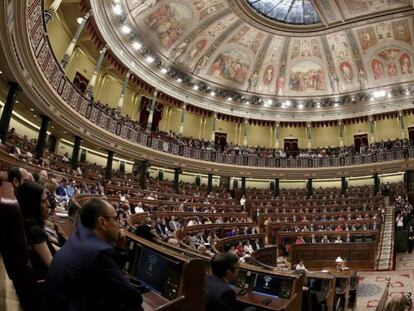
[{"xmin": 17, "ymin": 181, "xmax": 55, "ymax": 280}]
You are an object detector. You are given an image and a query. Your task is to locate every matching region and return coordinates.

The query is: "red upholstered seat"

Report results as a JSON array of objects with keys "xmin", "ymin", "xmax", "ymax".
[{"xmin": 0, "ymin": 172, "xmax": 42, "ymax": 310}]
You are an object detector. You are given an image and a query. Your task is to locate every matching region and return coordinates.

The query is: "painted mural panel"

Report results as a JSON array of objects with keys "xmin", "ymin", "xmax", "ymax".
[
  {"xmin": 355, "ymin": 18, "xmax": 413, "ymax": 55},
  {"xmin": 173, "ymin": 13, "xmax": 238, "ymax": 64},
  {"xmin": 288, "ymin": 61, "xmax": 326, "ymax": 92},
  {"xmin": 254, "ymin": 36, "xmax": 284, "ymax": 94},
  {"xmin": 290, "ymin": 38, "xmax": 322, "ymax": 60},
  {"xmin": 370, "ymin": 48, "xmax": 413, "ymax": 81},
  {"xmin": 142, "ymin": 2, "xmax": 195, "ymax": 49},
  {"xmin": 208, "ymin": 49, "xmax": 250, "ymax": 84},
  {"xmin": 338, "ymin": 0, "xmax": 409, "ymax": 19},
  {"xmin": 327, "ymin": 32, "xmax": 360, "ymax": 92}
]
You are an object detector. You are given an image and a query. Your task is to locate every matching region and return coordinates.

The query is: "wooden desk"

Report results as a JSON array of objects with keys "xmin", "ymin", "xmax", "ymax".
[
  {"xmin": 309, "ymin": 269, "xmax": 358, "ymax": 310},
  {"xmin": 142, "ymin": 291, "xmax": 169, "ymax": 310},
  {"xmin": 236, "ymin": 290, "xmax": 291, "ymax": 310},
  {"xmin": 290, "ymin": 243, "xmax": 376, "ymax": 270}
]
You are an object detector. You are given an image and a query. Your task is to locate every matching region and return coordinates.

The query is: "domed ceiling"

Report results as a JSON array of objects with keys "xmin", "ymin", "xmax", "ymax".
[{"xmin": 92, "ymin": 0, "xmax": 414, "ymax": 119}]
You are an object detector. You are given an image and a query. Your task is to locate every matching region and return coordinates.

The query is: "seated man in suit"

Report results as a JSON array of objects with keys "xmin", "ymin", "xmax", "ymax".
[
  {"xmin": 205, "ymin": 252, "xmax": 256, "ymax": 311},
  {"xmin": 46, "ymin": 198, "xmax": 143, "ymax": 310}
]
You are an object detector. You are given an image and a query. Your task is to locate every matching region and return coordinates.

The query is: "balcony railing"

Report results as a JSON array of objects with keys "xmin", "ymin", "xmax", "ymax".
[{"xmin": 25, "ymin": 0, "xmax": 413, "ymax": 169}]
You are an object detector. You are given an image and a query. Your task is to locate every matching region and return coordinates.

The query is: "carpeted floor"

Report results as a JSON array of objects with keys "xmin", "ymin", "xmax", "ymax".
[
  {"xmin": 355, "ymin": 253, "xmax": 414, "ymax": 310},
  {"xmin": 0, "ymin": 256, "xmax": 22, "ymax": 311}
]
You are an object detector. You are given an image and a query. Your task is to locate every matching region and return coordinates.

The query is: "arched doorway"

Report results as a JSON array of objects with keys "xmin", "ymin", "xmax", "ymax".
[
  {"xmin": 354, "ymin": 134, "xmax": 368, "ymax": 153},
  {"xmin": 284, "ymin": 138, "xmax": 299, "ymax": 157}
]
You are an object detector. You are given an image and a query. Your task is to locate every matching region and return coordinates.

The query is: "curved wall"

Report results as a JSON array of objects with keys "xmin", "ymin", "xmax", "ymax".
[{"xmin": 1, "ymin": 0, "xmax": 414, "ymax": 179}]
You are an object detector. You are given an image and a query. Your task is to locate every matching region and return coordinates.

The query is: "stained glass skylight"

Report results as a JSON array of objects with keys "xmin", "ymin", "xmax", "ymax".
[{"xmin": 246, "ymin": 0, "xmax": 321, "ymax": 25}]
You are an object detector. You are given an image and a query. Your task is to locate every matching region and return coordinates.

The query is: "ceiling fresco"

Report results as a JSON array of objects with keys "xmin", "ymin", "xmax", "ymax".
[{"xmin": 104, "ymin": 0, "xmax": 414, "ymax": 99}]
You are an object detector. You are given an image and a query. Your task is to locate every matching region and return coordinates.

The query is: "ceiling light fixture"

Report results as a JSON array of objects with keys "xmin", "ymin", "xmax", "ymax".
[
  {"xmin": 77, "ymin": 17, "xmax": 84, "ymax": 24},
  {"xmin": 30, "ymin": 108, "xmax": 34, "ymax": 112},
  {"xmin": 132, "ymin": 41, "xmax": 142, "ymax": 50},
  {"xmin": 121, "ymin": 25, "xmax": 131, "ymax": 34},
  {"xmin": 145, "ymin": 56, "xmax": 154, "ymax": 63},
  {"xmin": 193, "ymin": 85, "xmax": 199, "ymax": 90},
  {"xmin": 210, "ymin": 91, "xmax": 216, "ymax": 96},
  {"xmin": 245, "ymin": 101, "xmax": 250, "ymax": 105},
  {"xmin": 113, "ymin": 4, "xmax": 122, "ymax": 15},
  {"xmin": 285, "ymin": 100, "xmax": 291, "ymax": 107},
  {"xmin": 227, "ymin": 97, "xmax": 233, "ymax": 101},
  {"xmin": 334, "ymin": 103, "xmax": 338, "ymax": 107},
  {"xmin": 406, "ymin": 90, "xmax": 410, "ymax": 95},
  {"xmin": 160, "ymin": 68, "xmax": 168, "ymax": 74},
  {"xmin": 176, "ymin": 78, "xmax": 182, "ymax": 83},
  {"xmin": 298, "ymin": 104, "xmax": 304, "ymax": 109},
  {"xmin": 387, "ymin": 93, "xmax": 392, "ymax": 98}
]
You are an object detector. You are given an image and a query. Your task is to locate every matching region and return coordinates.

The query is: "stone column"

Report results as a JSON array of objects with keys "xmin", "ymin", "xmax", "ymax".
[
  {"xmin": 368, "ymin": 115, "xmax": 376, "ymax": 144},
  {"xmin": 71, "ymin": 136, "xmax": 82, "ymax": 169},
  {"xmin": 136, "ymin": 160, "xmax": 148, "ymax": 189},
  {"xmin": 307, "ymin": 178, "xmax": 313, "ymax": 197},
  {"xmin": 117, "ymin": 70, "xmax": 131, "ymax": 110},
  {"xmin": 339, "ymin": 120, "xmax": 344, "ymax": 147},
  {"xmin": 275, "ymin": 122, "xmax": 280, "ymax": 149},
  {"xmin": 243, "ymin": 118, "xmax": 249, "ymax": 146},
  {"xmin": 174, "ymin": 168, "xmax": 181, "ymax": 193},
  {"xmin": 146, "ymin": 89, "xmax": 158, "ymax": 131},
  {"xmin": 179, "ymin": 103, "xmax": 186, "ymax": 135},
  {"xmin": 44, "ymin": 0, "xmax": 63, "ymax": 25},
  {"xmin": 341, "ymin": 177, "xmax": 347, "ymax": 194},
  {"xmin": 274, "ymin": 178, "xmax": 280, "ymax": 197},
  {"xmin": 211, "ymin": 112, "xmax": 217, "ymax": 141},
  {"xmin": 241, "ymin": 177, "xmax": 246, "ymax": 196},
  {"xmin": 398, "ymin": 111, "xmax": 405, "ymax": 140},
  {"xmin": 207, "ymin": 173, "xmax": 213, "ymax": 194},
  {"xmin": 306, "ymin": 122, "xmax": 312, "ymax": 150},
  {"xmin": 105, "ymin": 150, "xmax": 114, "ymax": 180},
  {"xmin": 86, "ymin": 45, "xmax": 108, "ymax": 99},
  {"xmin": 0, "ymin": 82, "xmax": 20, "ymax": 144},
  {"xmin": 35, "ymin": 115, "xmax": 51, "ymax": 159},
  {"xmin": 198, "ymin": 117, "xmax": 204, "ymax": 139},
  {"xmin": 373, "ymin": 173, "xmax": 380, "ymax": 194},
  {"xmin": 61, "ymin": 10, "xmax": 92, "ymax": 70}
]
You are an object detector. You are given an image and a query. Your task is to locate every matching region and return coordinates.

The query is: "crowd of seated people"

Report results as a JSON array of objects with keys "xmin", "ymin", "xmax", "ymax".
[
  {"xmin": 294, "ymin": 233, "xmax": 362, "ymax": 244},
  {"xmin": 40, "ymin": 97, "xmax": 414, "ymax": 162},
  {"xmin": 0, "ymin": 155, "xmax": 408, "ymax": 310},
  {"xmin": 278, "ymin": 221, "xmax": 379, "ymax": 233}
]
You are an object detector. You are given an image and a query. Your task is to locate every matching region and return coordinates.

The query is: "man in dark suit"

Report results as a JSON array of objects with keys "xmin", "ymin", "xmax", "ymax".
[
  {"xmin": 134, "ymin": 217, "xmax": 156, "ymax": 242},
  {"xmin": 205, "ymin": 252, "xmax": 256, "ymax": 311},
  {"xmin": 46, "ymin": 199, "xmax": 142, "ymax": 311}
]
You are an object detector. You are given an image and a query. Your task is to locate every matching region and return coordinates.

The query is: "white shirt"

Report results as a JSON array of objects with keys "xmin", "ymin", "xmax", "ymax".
[
  {"xmin": 295, "ymin": 263, "xmax": 307, "ymax": 271},
  {"xmin": 135, "ymin": 206, "xmax": 145, "ymax": 214},
  {"xmin": 244, "ymin": 244, "xmax": 254, "ymax": 254},
  {"xmin": 240, "ymin": 197, "xmax": 246, "ymax": 206}
]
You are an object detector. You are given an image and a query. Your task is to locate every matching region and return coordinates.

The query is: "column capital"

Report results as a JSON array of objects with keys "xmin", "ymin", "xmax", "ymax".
[
  {"xmin": 153, "ymin": 89, "xmax": 158, "ymax": 97},
  {"xmin": 244, "ymin": 118, "xmax": 249, "ymax": 125},
  {"xmin": 99, "ymin": 45, "xmax": 108, "ymax": 54},
  {"xmin": 74, "ymin": 135, "xmax": 82, "ymax": 141},
  {"xmin": 306, "ymin": 121, "xmax": 312, "ymax": 128},
  {"xmin": 182, "ymin": 102, "xmax": 187, "ymax": 110},
  {"xmin": 8, "ymin": 81, "xmax": 20, "ymax": 90},
  {"xmin": 40, "ymin": 114, "xmax": 51, "ymax": 122},
  {"xmin": 275, "ymin": 121, "xmax": 280, "ymax": 127},
  {"xmin": 84, "ymin": 9, "xmax": 93, "ymax": 19},
  {"xmin": 338, "ymin": 119, "xmax": 343, "ymax": 126}
]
